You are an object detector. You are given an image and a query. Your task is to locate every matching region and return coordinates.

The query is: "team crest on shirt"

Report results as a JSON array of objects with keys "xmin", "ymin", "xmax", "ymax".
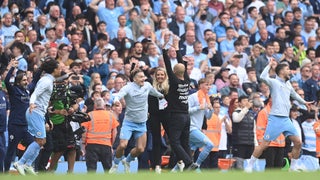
[
  {"xmin": 265, "ymin": 134, "xmax": 270, "ymax": 140},
  {"xmin": 10, "ymin": 135, "xmax": 14, "ymax": 140}
]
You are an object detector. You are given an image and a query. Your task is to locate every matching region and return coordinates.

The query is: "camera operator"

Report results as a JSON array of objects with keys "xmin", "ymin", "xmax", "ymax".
[{"xmin": 47, "ymin": 76, "xmax": 80, "ymax": 173}]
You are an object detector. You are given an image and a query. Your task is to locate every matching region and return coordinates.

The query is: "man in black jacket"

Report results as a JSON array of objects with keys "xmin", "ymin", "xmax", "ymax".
[{"xmin": 163, "ymin": 36, "xmax": 198, "ymax": 172}]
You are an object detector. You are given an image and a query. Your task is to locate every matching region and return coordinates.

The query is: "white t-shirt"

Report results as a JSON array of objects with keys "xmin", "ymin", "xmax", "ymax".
[{"xmin": 218, "ymin": 114, "xmax": 230, "ymax": 151}]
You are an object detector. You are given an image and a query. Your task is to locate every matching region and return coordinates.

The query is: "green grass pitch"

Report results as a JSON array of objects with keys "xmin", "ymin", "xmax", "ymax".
[{"xmin": 1, "ymin": 170, "xmax": 319, "ymax": 180}]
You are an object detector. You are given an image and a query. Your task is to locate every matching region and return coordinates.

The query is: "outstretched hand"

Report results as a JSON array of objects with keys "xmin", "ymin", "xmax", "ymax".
[{"xmin": 305, "ymin": 101, "xmax": 315, "ymax": 110}]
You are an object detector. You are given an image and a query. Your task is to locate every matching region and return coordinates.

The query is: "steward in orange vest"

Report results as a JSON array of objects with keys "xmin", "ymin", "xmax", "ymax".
[
  {"xmin": 202, "ymin": 101, "xmax": 228, "ymax": 168},
  {"xmin": 82, "ymin": 98, "xmax": 119, "ymax": 172},
  {"xmin": 313, "ymin": 120, "xmax": 320, "ymax": 158},
  {"xmin": 256, "ymin": 98, "xmax": 285, "ymax": 168}
]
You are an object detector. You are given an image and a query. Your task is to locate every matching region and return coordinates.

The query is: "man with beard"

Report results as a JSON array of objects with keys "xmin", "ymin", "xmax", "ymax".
[
  {"xmin": 245, "ymin": 59, "xmax": 313, "ymax": 172},
  {"xmin": 3, "ymin": 60, "xmax": 42, "ymax": 172},
  {"xmin": 220, "ymin": 73, "xmax": 247, "ymax": 97},
  {"xmin": 13, "ymin": 58, "xmax": 61, "ymax": 175},
  {"xmin": 281, "ymin": 47, "xmax": 300, "ymax": 73}
]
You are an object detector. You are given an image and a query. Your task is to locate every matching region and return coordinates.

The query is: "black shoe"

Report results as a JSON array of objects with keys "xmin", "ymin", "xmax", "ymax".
[{"xmin": 187, "ymin": 163, "xmax": 199, "ymax": 171}]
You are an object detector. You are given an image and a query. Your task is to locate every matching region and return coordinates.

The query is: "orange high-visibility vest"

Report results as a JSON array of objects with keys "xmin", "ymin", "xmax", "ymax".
[
  {"xmin": 82, "ymin": 110, "xmax": 119, "ymax": 146},
  {"xmin": 313, "ymin": 121, "xmax": 320, "ymax": 157},
  {"xmin": 204, "ymin": 113, "xmax": 222, "ymax": 152},
  {"xmin": 256, "ymin": 103, "xmax": 285, "ymax": 147}
]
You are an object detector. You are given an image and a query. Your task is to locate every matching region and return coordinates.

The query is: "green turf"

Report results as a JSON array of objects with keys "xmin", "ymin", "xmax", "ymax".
[{"xmin": 1, "ymin": 170, "xmax": 319, "ymax": 180}]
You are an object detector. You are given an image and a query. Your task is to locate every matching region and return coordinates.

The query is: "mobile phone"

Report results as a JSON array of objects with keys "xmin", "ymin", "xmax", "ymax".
[{"xmin": 71, "ymin": 76, "xmax": 80, "ymax": 80}]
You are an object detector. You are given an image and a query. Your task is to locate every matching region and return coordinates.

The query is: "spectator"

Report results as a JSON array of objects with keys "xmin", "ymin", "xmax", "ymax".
[
  {"xmin": 215, "ymin": 67, "xmax": 230, "ymax": 92},
  {"xmin": 89, "ymin": 0, "xmax": 133, "ymax": 37},
  {"xmin": 220, "ymin": 73, "xmax": 247, "ymax": 97},
  {"xmin": 292, "ymin": 35, "xmax": 307, "ymax": 65},
  {"xmin": 214, "ymin": 12, "xmax": 231, "ymax": 43},
  {"xmin": 132, "ymin": 4, "xmax": 155, "ymax": 41},
  {"xmin": 255, "ymin": 42, "xmax": 275, "ymax": 79},
  {"xmin": 232, "ymin": 96, "xmax": 256, "ymax": 161},
  {"xmin": 226, "ymin": 54, "xmax": 248, "ymax": 85},
  {"xmin": 168, "ymin": 7, "xmax": 186, "ymax": 37},
  {"xmin": 220, "ymin": 27, "xmax": 236, "ymax": 59},
  {"xmin": 88, "ymin": 53, "xmax": 109, "ymax": 85},
  {"xmin": 303, "ymin": 64, "xmax": 320, "ymax": 102},
  {"xmin": 243, "ymin": 67, "xmax": 259, "ymax": 95}
]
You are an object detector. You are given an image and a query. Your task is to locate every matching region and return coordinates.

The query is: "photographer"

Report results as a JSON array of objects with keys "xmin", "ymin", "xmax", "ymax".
[{"xmin": 47, "ymin": 76, "xmax": 80, "ymax": 173}]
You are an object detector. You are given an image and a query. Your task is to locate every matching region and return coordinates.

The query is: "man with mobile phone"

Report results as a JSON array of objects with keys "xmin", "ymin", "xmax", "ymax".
[{"xmin": 292, "ymin": 35, "xmax": 307, "ymax": 65}]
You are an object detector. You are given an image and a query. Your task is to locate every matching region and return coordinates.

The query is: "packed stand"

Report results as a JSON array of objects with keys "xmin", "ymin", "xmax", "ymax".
[{"xmin": 0, "ymin": 0, "xmax": 319, "ymax": 175}]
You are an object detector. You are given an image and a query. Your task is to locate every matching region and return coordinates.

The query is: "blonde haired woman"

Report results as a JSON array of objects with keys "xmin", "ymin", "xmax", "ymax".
[
  {"xmin": 148, "ymin": 67, "xmax": 170, "ymax": 173},
  {"xmin": 88, "ymin": 73, "xmax": 107, "ymax": 97}
]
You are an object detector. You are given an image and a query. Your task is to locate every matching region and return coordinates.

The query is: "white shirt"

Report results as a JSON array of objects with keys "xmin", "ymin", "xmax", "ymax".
[
  {"xmin": 227, "ymin": 64, "xmax": 248, "ymax": 85},
  {"xmin": 190, "ymin": 67, "xmax": 202, "ymax": 81}
]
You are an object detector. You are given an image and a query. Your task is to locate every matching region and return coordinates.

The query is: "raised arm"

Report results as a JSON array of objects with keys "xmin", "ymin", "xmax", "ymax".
[
  {"xmin": 27, "ymin": 68, "xmax": 43, "ymax": 94},
  {"xmin": 4, "ymin": 61, "xmax": 17, "ymax": 92},
  {"xmin": 162, "ymin": 49, "xmax": 175, "ymax": 80},
  {"xmin": 89, "ymin": 0, "xmax": 102, "ymax": 13},
  {"xmin": 260, "ymin": 59, "xmax": 275, "ymax": 86},
  {"xmin": 122, "ymin": 0, "xmax": 134, "ymax": 12}
]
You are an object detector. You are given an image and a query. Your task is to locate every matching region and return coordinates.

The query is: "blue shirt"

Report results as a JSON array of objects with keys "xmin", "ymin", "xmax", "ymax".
[
  {"xmin": 188, "ymin": 91, "xmax": 213, "ymax": 131},
  {"xmin": 114, "ymin": 81, "xmax": 163, "ymax": 123},
  {"xmin": 16, "ymin": 56, "xmax": 28, "ymax": 72},
  {"xmin": 195, "ymin": 18, "xmax": 213, "ymax": 47},
  {"xmin": 2, "ymin": 25, "xmax": 19, "ymax": 46},
  {"xmin": 245, "ymin": 17, "xmax": 256, "ymax": 33},
  {"xmin": 220, "ymin": 39, "xmax": 235, "ymax": 53},
  {"xmin": 260, "ymin": 65, "xmax": 306, "ymax": 116},
  {"xmin": 214, "ymin": 23, "xmax": 227, "ymax": 39},
  {"xmin": 30, "ymin": 73, "xmax": 55, "ymax": 116},
  {"xmin": 97, "ymin": 6, "xmax": 124, "ymax": 36}
]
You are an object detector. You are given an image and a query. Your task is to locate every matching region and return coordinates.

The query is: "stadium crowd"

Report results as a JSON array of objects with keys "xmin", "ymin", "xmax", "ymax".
[{"xmin": 0, "ymin": 0, "xmax": 320, "ymax": 175}]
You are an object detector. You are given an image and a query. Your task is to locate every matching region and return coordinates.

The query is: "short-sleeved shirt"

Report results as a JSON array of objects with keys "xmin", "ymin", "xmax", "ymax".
[{"xmin": 97, "ymin": 6, "xmax": 124, "ymax": 36}]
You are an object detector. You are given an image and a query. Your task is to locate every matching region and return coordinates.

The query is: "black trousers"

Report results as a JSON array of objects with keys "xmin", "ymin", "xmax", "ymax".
[
  {"xmin": 85, "ymin": 144, "xmax": 112, "ymax": 172},
  {"xmin": 232, "ymin": 144, "xmax": 254, "ymax": 159},
  {"xmin": 4, "ymin": 124, "xmax": 33, "ymax": 171},
  {"xmin": 167, "ymin": 112, "xmax": 193, "ymax": 166},
  {"xmin": 149, "ymin": 113, "xmax": 169, "ymax": 168},
  {"xmin": 261, "ymin": 147, "xmax": 284, "ymax": 168}
]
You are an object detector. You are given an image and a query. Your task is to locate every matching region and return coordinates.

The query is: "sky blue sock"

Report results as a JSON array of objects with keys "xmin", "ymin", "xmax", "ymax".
[
  {"xmin": 114, "ymin": 156, "xmax": 124, "ymax": 165},
  {"xmin": 22, "ymin": 142, "xmax": 41, "ymax": 166},
  {"xmin": 126, "ymin": 153, "xmax": 135, "ymax": 162}
]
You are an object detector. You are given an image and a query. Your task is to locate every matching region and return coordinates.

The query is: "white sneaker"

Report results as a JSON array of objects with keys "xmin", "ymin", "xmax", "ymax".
[
  {"xmin": 244, "ymin": 159, "xmax": 253, "ymax": 173},
  {"xmin": 109, "ymin": 164, "xmax": 118, "ymax": 174},
  {"xmin": 155, "ymin": 166, "xmax": 161, "ymax": 174},
  {"xmin": 177, "ymin": 162, "xmax": 185, "ymax": 172},
  {"xmin": 171, "ymin": 162, "xmax": 185, "ymax": 172},
  {"xmin": 244, "ymin": 165, "xmax": 253, "ymax": 173},
  {"xmin": 289, "ymin": 164, "xmax": 305, "ymax": 172},
  {"xmin": 24, "ymin": 165, "xmax": 37, "ymax": 175},
  {"xmin": 13, "ymin": 162, "xmax": 25, "ymax": 176},
  {"xmin": 121, "ymin": 158, "xmax": 130, "ymax": 173}
]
